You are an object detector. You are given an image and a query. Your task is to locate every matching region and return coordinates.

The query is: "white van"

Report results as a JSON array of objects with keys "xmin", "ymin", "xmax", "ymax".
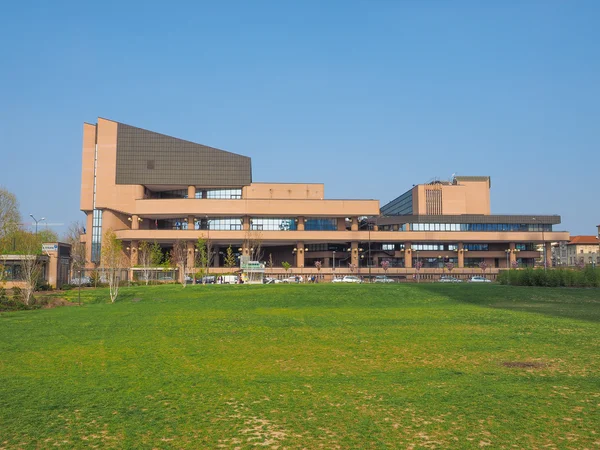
[{"xmin": 220, "ymin": 275, "xmax": 239, "ymax": 284}]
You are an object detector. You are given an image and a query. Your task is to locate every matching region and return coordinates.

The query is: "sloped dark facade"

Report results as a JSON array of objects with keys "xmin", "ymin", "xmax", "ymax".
[{"xmin": 115, "ymin": 123, "xmax": 252, "ymax": 186}]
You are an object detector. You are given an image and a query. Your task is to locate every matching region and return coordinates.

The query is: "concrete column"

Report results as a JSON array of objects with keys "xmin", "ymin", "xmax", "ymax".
[
  {"xmin": 188, "ymin": 186, "xmax": 196, "ymax": 199},
  {"xmin": 545, "ymin": 242, "xmax": 552, "ymax": 268},
  {"xmin": 324, "ymin": 257, "xmax": 330, "ymax": 267},
  {"xmin": 404, "ymin": 243, "xmax": 412, "ymax": 268},
  {"xmin": 296, "ymin": 241, "xmax": 305, "ymax": 267},
  {"xmin": 242, "ymin": 216, "xmax": 250, "ymax": 231},
  {"xmin": 213, "ymin": 246, "xmax": 220, "ymax": 267},
  {"xmin": 351, "ymin": 217, "xmax": 358, "ymax": 231},
  {"xmin": 509, "ymin": 242, "xmax": 516, "ymax": 266},
  {"xmin": 130, "ymin": 240, "xmax": 139, "ymax": 266},
  {"xmin": 458, "ymin": 242, "xmax": 465, "ymax": 268},
  {"xmin": 373, "ymin": 224, "xmax": 379, "ymax": 231},
  {"xmin": 131, "ymin": 214, "xmax": 140, "ymax": 230},
  {"xmin": 186, "ymin": 241, "xmax": 195, "ymax": 274},
  {"xmin": 297, "ymin": 216, "xmax": 305, "ymax": 231},
  {"xmin": 135, "ymin": 185, "xmax": 145, "ymax": 199},
  {"xmin": 337, "ymin": 217, "xmax": 346, "ymax": 231},
  {"xmin": 188, "ymin": 215, "xmax": 195, "ymax": 230},
  {"xmin": 351, "ymin": 241, "xmax": 359, "ymax": 266}
]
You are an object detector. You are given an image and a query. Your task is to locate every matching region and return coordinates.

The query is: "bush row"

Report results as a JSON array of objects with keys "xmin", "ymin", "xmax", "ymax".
[{"xmin": 497, "ymin": 267, "xmax": 600, "ymax": 288}]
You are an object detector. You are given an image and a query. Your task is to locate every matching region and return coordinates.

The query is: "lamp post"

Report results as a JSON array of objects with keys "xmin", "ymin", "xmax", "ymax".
[
  {"xmin": 332, "ymin": 250, "xmax": 336, "ymax": 272},
  {"xmin": 505, "ymin": 249, "xmax": 511, "ymax": 268},
  {"xmin": 29, "ymin": 214, "xmax": 45, "ymax": 235}
]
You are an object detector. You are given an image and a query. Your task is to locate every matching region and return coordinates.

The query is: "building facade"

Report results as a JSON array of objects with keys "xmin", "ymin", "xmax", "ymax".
[
  {"xmin": 80, "ymin": 119, "xmax": 570, "ymax": 279},
  {"xmin": 562, "ymin": 236, "xmax": 599, "ymax": 267}
]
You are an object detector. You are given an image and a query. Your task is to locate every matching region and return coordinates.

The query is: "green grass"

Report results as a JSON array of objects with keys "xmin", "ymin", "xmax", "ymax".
[{"xmin": 0, "ymin": 284, "xmax": 598, "ymax": 449}]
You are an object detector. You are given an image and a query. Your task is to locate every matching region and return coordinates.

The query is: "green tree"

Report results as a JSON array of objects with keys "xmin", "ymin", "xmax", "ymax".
[
  {"xmin": 224, "ymin": 245, "xmax": 237, "ymax": 270},
  {"xmin": 282, "ymin": 261, "xmax": 291, "ymax": 274},
  {"xmin": 0, "ymin": 187, "xmax": 20, "ymax": 244}
]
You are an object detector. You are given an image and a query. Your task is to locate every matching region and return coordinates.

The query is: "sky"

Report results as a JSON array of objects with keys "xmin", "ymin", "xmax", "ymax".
[{"xmin": 0, "ymin": 0, "xmax": 598, "ymax": 237}]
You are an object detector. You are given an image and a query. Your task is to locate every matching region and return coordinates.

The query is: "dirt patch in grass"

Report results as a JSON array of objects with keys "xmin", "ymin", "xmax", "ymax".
[
  {"xmin": 41, "ymin": 297, "xmax": 77, "ymax": 309},
  {"xmin": 502, "ymin": 361, "xmax": 547, "ymax": 369}
]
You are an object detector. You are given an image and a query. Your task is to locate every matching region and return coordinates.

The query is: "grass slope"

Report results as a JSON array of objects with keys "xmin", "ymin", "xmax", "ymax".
[{"xmin": 0, "ymin": 284, "xmax": 598, "ymax": 449}]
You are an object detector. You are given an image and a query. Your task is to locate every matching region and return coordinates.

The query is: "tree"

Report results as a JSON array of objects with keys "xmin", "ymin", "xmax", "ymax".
[
  {"xmin": 243, "ymin": 230, "xmax": 264, "ymax": 284},
  {"xmin": 314, "ymin": 261, "xmax": 322, "ymax": 282},
  {"xmin": 281, "ymin": 261, "xmax": 291, "ymax": 275},
  {"xmin": 196, "ymin": 235, "xmax": 214, "ymax": 284},
  {"xmin": 19, "ymin": 233, "xmax": 44, "ymax": 306},
  {"xmin": 138, "ymin": 241, "xmax": 153, "ymax": 285},
  {"xmin": 380, "ymin": 260, "xmax": 390, "ymax": 278},
  {"xmin": 267, "ymin": 253, "xmax": 274, "ymax": 270},
  {"xmin": 445, "ymin": 262, "xmax": 454, "ymax": 273},
  {"xmin": 170, "ymin": 241, "xmax": 187, "ymax": 287},
  {"xmin": 479, "ymin": 261, "xmax": 489, "ymax": 274},
  {"xmin": 0, "ymin": 187, "xmax": 20, "ymax": 243},
  {"xmin": 349, "ymin": 263, "xmax": 357, "ymax": 273},
  {"xmin": 101, "ymin": 229, "xmax": 126, "ymax": 303},
  {"xmin": 224, "ymin": 245, "xmax": 237, "ymax": 271},
  {"xmin": 63, "ymin": 221, "xmax": 86, "ymax": 279},
  {"xmin": 414, "ymin": 260, "xmax": 423, "ymax": 283}
]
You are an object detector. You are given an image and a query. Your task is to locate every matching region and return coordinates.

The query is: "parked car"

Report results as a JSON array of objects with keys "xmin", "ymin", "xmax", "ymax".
[
  {"xmin": 438, "ymin": 276, "xmax": 463, "ymax": 283},
  {"xmin": 281, "ymin": 275, "xmax": 303, "ymax": 283},
  {"xmin": 70, "ymin": 276, "xmax": 91, "ymax": 286},
  {"xmin": 263, "ymin": 277, "xmax": 281, "ymax": 284},
  {"xmin": 374, "ymin": 276, "xmax": 395, "ymax": 283},
  {"xmin": 341, "ymin": 276, "xmax": 363, "ymax": 283},
  {"xmin": 331, "ymin": 277, "xmax": 344, "ymax": 283},
  {"xmin": 221, "ymin": 275, "xmax": 238, "ymax": 284},
  {"xmin": 468, "ymin": 276, "xmax": 491, "ymax": 283}
]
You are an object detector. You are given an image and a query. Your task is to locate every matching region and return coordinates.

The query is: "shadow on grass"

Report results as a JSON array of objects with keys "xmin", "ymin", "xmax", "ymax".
[{"xmin": 416, "ymin": 283, "xmax": 600, "ymax": 323}]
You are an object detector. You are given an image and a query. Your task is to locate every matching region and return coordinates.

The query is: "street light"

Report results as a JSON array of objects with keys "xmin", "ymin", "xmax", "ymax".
[
  {"xmin": 332, "ymin": 250, "xmax": 336, "ymax": 272},
  {"xmin": 29, "ymin": 214, "xmax": 45, "ymax": 235}
]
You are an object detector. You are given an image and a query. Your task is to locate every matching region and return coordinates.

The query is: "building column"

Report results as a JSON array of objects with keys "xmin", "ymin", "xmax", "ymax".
[
  {"xmin": 351, "ymin": 217, "xmax": 358, "ymax": 231},
  {"xmin": 545, "ymin": 242, "xmax": 552, "ymax": 268},
  {"xmin": 458, "ymin": 242, "xmax": 465, "ymax": 268},
  {"xmin": 213, "ymin": 246, "xmax": 220, "ymax": 267},
  {"xmin": 296, "ymin": 241, "xmax": 305, "ymax": 267},
  {"xmin": 242, "ymin": 216, "xmax": 250, "ymax": 231},
  {"xmin": 404, "ymin": 243, "xmax": 412, "ymax": 268},
  {"xmin": 509, "ymin": 242, "xmax": 516, "ymax": 266},
  {"xmin": 188, "ymin": 186, "xmax": 196, "ymax": 199},
  {"xmin": 131, "ymin": 214, "xmax": 140, "ymax": 230},
  {"xmin": 324, "ymin": 257, "xmax": 330, "ymax": 268},
  {"xmin": 188, "ymin": 215, "xmax": 195, "ymax": 230},
  {"xmin": 186, "ymin": 241, "xmax": 195, "ymax": 275},
  {"xmin": 297, "ymin": 216, "xmax": 305, "ymax": 231},
  {"xmin": 337, "ymin": 217, "xmax": 346, "ymax": 231},
  {"xmin": 130, "ymin": 240, "xmax": 139, "ymax": 266},
  {"xmin": 351, "ymin": 241, "xmax": 359, "ymax": 266}
]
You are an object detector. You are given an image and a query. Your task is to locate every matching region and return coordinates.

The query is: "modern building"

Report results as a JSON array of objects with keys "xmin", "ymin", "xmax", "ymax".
[
  {"xmin": 374, "ymin": 177, "xmax": 569, "ymax": 271},
  {"xmin": 1, "ymin": 242, "xmax": 71, "ymax": 289},
  {"xmin": 80, "ymin": 118, "xmax": 570, "ymax": 280}
]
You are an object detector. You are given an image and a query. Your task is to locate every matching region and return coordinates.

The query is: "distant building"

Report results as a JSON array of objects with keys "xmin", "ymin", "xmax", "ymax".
[
  {"xmin": 565, "ymin": 236, "xmax": 599, "ymax": 267},
  {"xmin": 377, "ymin": 176, "xmax": 569, "ymax": 269}
]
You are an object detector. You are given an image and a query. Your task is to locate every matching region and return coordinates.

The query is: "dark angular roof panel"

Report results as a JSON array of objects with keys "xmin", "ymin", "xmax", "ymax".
[{"xmin": 115, "ymin": 122, "xmax": 252, "ymax": 187}]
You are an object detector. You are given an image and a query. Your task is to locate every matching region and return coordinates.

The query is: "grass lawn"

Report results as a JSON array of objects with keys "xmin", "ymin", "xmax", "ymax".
[{"xmin": 0, "ymin": 284, "xmax": 598, "ymax": 449}]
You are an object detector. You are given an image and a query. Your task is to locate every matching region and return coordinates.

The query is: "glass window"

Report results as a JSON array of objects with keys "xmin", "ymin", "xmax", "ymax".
[
  {"xmin": 305, "ymin": 218, "xmax": 337, "ymax": 231},
  {"xmin": 250, "ymin": 218, "xmax": 297, "ymax": 231}
]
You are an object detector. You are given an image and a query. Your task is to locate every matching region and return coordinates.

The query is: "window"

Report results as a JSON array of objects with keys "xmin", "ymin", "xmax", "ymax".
[
  {"xmin": 250, "ymin": 218, "xmax": 297, "ymax": 231},
  {"xmin": 382, "ymin": 244, "xmax": 395, "ymax": 251},
  {"xmin": 305, "ymin": 218, "xmax": 337, "ymax": 231}
]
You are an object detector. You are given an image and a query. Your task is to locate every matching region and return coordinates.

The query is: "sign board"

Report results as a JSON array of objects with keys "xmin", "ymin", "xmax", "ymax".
[
  {"xmin": 240, "ymin": 259, "xmax": 265, "ymax": 272},
  {"xmin": 42, "ymin": 243, "xmax": 58, "ymax": 253}
]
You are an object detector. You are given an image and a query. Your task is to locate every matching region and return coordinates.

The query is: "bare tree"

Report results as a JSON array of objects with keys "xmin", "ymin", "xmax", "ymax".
[
  {"xmin": 101, "ymin": 229, "xmax": 126, "ymax": 303},
  {"xmin": 63, "ymin": 221, "xmax": 86, "ymax": 279},
  {"xmin": 138, "ymin": 241, "xmax": 152, "ymax": 285},
  {"xmin": 19, "ymin": 233, "xmax": 44, "ymax": 306},
  {"xmin": 170, "ymin": 241, "xmax": 187, "ymax": 287},
  {"xmin": 0, "ymin": 186, "xmax": 20, "ymax": 243},
  {"xmin": 243, "ymin": 230, "xmax": 264, "ymax": 283},
  {"xmin": 195, "ymin": 235, "xmax": 214, "ymax": 284}
]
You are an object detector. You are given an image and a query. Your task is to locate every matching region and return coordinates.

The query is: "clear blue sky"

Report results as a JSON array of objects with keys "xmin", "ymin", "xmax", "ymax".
[{"xmin": 1, "ymin": 1, "xmax": 598, "ymax": 237}]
